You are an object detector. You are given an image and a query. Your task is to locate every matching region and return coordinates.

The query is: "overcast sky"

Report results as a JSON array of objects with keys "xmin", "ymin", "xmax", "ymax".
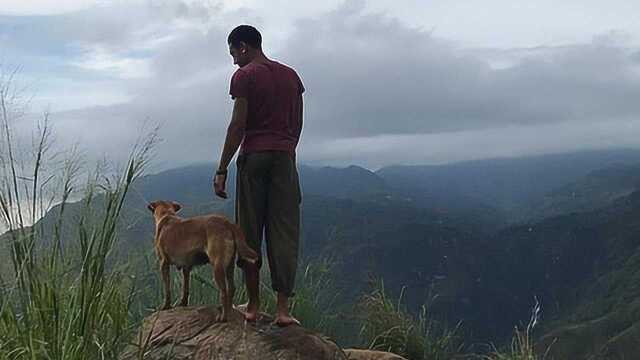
[{"xmin": 2, "ymin": 0, "xmax": 640, "ymax": 170}]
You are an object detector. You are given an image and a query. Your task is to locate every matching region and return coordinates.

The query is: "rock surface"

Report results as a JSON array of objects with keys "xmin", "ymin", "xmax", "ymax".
[
  {"xmin": 120, "ymin": 305, "xmax": 347, "ymax": 360},
  {"xmin": 344, "ymin": 349, "xmax": 408, "ymax": 359}
]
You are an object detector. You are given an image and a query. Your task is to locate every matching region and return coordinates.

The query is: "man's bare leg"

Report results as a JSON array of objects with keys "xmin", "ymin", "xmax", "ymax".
[
  {"xmin": 274, "ymin": 292, "xmax": 300, "ymax": 326},
  {"xmin": 242, "ymin": 262, "xmax": 260, "ymax": 321}
]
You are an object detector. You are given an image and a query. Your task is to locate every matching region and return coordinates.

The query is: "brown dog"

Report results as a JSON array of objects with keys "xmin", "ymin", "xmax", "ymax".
[{"xmin": 148, "ymin": 200, "xmax": 258, "ymax": 321}]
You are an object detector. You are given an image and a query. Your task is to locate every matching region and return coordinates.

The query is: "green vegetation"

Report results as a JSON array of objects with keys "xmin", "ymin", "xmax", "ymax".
[
  {"xmin": 357, "ymin": 279, "xmax": 463, "ymax": 360},
  {"xmin": 0, "ymin": 125, "xmax": 156, "ymax": 357},
  {"xmin": 479, "ymin": 300, "xmax": 552, "ymax": 360},
  {"xmin": 0, "ymin": 69, "xmax": 153, "ymax": 359}
]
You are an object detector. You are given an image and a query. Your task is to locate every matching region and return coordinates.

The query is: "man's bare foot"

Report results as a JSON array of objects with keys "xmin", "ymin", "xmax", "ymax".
[
  {"xmin": 274, "ymin": 292, "xmax": 299, "ymax": 326},
  {"xmin": 273, "ymin": 314, "xmax": 301, "ymax": 327},
  {"xmin": 240, "ymin": 302, "xmax": 259, "ymax": 322}
]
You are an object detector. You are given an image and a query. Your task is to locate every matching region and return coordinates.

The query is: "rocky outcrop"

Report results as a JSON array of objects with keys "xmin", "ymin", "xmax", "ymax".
[{"xmin": 119, "ymin": 305, "xmax": 347, "ymax": 360}]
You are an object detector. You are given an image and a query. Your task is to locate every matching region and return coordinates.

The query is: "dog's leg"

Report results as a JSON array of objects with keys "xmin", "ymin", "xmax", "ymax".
[
  {"xmin": 160, "ymin": 260, "xmax": 171, "ymax": 310},
  {"xmin": 178, "ymin": 267, "xmax": 191, "ymax": 307},
  {"xmin": 226, "ymin": 261, "xmax": 236, "ymax": 305},
  {"xmin": 213, "ymin": 261, "xmax": 230, "ymax": 322}
]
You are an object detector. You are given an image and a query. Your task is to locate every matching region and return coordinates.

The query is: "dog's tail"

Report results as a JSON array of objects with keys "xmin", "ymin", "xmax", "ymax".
[{"xmin": 231, "ymin": 224, "xmax": 258, "ymax": 264}]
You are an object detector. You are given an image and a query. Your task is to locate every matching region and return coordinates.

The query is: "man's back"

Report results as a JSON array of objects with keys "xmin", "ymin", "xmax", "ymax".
[{"xmin": 229, "ymin": 60, "xmax": 305, "ymax": 155}]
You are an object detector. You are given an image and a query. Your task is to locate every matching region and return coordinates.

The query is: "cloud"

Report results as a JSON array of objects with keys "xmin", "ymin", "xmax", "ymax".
[
  {"xmin": 0, "ymin": 0, "xmax": 97, "ymax": 16},
  {"xmin": 283, "ymin": 2, "xmax": 640, "ymax": 139},
  {"xmin": 301, "ymin": 119, "xmax": 640, "ymax": 170},
  {"xmin": 4, "ymin": 0, "xmax": 640, "ymax": 170},
  {"xmin": 71, "ymin": 45, "xmax": 152, "ymax": 79}
]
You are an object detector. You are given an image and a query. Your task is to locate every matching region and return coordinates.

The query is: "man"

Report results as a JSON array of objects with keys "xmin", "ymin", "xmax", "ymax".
[{"xmin": 213, "ymin": 25, "xmax": 304, "ymax": 327}]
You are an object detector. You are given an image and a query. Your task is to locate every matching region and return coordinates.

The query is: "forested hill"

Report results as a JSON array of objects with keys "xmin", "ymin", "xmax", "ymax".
[
  {"xmin": 377, "ymin": 147, "xmax": 640, "ymax": 223},
  {"xmin": 6, "ymin": 148, "xmax": 640, "ymax": 357}
]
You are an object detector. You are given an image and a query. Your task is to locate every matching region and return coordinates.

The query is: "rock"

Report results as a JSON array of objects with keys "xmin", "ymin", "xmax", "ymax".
[
  {"xmin": 344, "ymin": 349, "xmax": 408, "ymax": 360},
  {"xmin": 119, "ymin": 305, "xmax": 347, "ymax": 360}
]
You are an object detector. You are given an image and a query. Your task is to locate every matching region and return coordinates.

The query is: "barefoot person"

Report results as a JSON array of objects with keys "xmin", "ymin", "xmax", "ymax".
[{"xmin": 213, "ymin": 25, "xmax": 304, "ymax": 327}]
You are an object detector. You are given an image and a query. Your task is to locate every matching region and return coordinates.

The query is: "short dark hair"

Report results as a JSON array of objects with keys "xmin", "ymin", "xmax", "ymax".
[{"xmin": 228, "ymin": 25, "xmax": 262, "ymax": 49}]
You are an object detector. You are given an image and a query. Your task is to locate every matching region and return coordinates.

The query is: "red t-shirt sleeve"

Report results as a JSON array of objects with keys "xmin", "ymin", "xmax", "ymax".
[{"xmin": 229, "ymin": 69, "xmax": 250, "ymax": 99}]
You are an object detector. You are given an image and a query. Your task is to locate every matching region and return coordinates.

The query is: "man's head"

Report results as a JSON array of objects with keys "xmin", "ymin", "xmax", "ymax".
[{"xmin": 228, "ymin": 25, "xmax": 262, "ymax": 67}]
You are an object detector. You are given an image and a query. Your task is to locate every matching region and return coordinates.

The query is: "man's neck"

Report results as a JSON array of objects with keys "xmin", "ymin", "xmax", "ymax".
[{"xmin": 250, "ymin": 51, "xmax": 269, "ymax": 64}]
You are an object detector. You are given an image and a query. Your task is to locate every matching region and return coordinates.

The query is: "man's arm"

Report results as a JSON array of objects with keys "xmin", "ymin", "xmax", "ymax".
[
  {"xmin": 294, "ymin": 94, "xmax": 303, "ymax": 148},
  {"xmin": 214, "ymin": 97, "xmax": 248, "ymax": 199},
  {"xmin": 218, "ymin": 97, "xmax": 248, "ymax": 171},
  {"xmin": 297, "ymin": 94, "xmax": 303, "ymax": 139}
]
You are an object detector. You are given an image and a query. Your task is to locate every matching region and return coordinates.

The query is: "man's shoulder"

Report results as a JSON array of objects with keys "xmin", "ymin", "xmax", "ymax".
[
  {"xmin": 231, "ymin": 67, "xmax": 249, "ymax": 82},
  {"xmin": 271, "ymin": 60, "xmax": 299, "ymax": 77},
  {"xmin": 269, "ymin": 61, "xmax": 303, "ymax": 94},
  {"xmin": 232, "ymin": 61, "xmax": 274, "ymax": 79},
  {"xmin": 232, "ymin": 60, "xmax": 301, "ymax": 87},
  {"xmin": 232, "ymin": 61, "xmax": 266, "ymax": 77}
]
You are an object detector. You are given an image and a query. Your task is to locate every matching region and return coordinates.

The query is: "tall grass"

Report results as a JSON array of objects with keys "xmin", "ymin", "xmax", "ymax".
[
  {"xmin": 0, "ymin": 65, "xmax": 158, "ymax": 359},
  {"xmin": 479, "ymin": 299, "xmax": 553, "ymax": 360},
  {"xmin": 0, "ymin": 149, "xmax": 156, "ymax": 359},
  {"xmin": 357, "ymin": 279, "xmax": 463, "ymax": 360}
]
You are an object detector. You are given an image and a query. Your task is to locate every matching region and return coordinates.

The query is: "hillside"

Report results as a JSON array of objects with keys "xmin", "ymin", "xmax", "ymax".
[
  {"xmin": 0, "ymin": 162, "xmax": 501, "ymax": 341},
  {"xmin": 484, "ymin": 190, "xmax": 640, "ymax": 358},
  {"xmin": 7, "ymin": 149, "xmax": 640, "ymax": 357},
  {"xmin": 525, "ymin": 162, "xmax": 640, "ymax": 222},
  {"xmin": 377, "ymin": 147, "xmax": 640, "ymax": 224}
]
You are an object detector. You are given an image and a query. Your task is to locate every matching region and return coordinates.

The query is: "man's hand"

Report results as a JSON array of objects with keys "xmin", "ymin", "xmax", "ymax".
[{"xmin": 214, "ymin": 173, "xmax": 228, "ymax": 199}]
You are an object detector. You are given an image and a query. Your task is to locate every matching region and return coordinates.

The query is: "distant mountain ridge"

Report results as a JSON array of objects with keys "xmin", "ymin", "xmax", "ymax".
[
  {"xmin": 376, "ymin": 147, "xmax": 640, "ymax": 223},
  {"xmin": 525, "ymin": 162, "xmax": 640, "ymax": 222},
  {"xmin": 298, "ymin": 164, "xmax": 390, "ymax": 199}
]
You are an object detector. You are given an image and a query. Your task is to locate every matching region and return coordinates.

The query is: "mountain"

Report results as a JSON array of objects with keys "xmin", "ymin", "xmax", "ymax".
[
  {"xmin": 134, "ymin": 163, "xmax": 391, "ymax": 207},
  {"xmin": 8, "ymin": 148, "xmax": 640, "ymax": 357},
  {"xmin": 377, "ymin": 147, "xmax": 640, "ymax": 224},
  {"xmin": 0, "ymin": 162, "xmax": 497, "ymax": 340},
  {"xmin": 525, "ymin": 162, "xmax": 640, "ymax": 222},
  {"xmin": 298, "ymin": 164, "xmax": 391, "ymax": 200},
  {"xmin": 485, "ymin": 190, "xmax": 640, "ymax": 358}
]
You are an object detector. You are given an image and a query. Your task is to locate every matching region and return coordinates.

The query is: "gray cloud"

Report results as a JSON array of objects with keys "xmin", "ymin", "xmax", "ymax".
[
  {"xmin": 4, "ymin": 0, "xmax": 640, "ymax": 170},
  {"xmin": 284, "ymin": 3, "xmax": 640, "ymax": 138}
]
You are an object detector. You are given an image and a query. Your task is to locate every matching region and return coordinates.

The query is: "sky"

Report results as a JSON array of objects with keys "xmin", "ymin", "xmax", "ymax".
[{"xmin": 1, "ymin": 0, "xmax": 640, "ymax": 171}]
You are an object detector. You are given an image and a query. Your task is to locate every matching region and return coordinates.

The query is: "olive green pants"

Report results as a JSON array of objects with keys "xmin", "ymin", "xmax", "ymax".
[{"xmin": 235, "ymin": 151, "xmax": 301, "ymax": 297}]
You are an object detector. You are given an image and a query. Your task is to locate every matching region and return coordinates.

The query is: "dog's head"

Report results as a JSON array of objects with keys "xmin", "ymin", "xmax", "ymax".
[{"xmin": 147, "ymin": 200, "xmax": 182, "ymax": 219}]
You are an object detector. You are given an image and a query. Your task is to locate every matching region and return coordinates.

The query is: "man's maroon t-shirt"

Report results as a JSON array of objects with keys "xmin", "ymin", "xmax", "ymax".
[{"xmin": 229, "ymin": 59, "xmax": 304, "ymax": 155}]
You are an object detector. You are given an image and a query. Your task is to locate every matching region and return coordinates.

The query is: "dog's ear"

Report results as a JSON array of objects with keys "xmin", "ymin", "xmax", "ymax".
[
  {"xmin": 172, "ymin": 202, "xmax": 182, "ymax": 212},
  {"xmin": 147, "ymin": 202, "xmax": 156, "ymax": 212}
]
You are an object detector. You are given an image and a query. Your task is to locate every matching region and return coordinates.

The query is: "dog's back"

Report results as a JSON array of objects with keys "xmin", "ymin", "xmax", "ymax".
[{"xmin": 156, "ymin": 214, "xmax": 236, "ymax": 269}]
